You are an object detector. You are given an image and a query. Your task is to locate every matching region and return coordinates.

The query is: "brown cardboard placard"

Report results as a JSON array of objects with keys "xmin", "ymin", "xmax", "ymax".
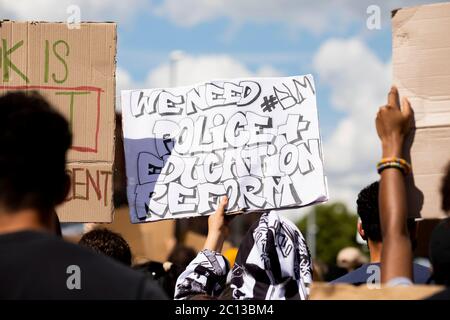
[
  {"xmin": 90, "ymin": 206, "xmax": 176, "ymax": 263},
  {"xmin": 392, "ymin": 3, "xmax": 450, "ymax": 219},
  {"xmin": 0, "ymin": 21, "xmax": 116, "ymax": 222}
]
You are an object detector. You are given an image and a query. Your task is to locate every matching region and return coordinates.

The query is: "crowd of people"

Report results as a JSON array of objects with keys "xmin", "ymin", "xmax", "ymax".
[{"xmin": 0, "ymin": 88, "xmax": 449, "ymax": 300}]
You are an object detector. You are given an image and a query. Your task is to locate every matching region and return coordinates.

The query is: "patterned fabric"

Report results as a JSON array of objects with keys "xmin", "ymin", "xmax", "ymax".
[
  {"xmin": 230, "ymin": 211, "xmax": 312, "ymax": 300},
  {"xmin": 174, "ymin": 211, "xmax": 312, "ymax": 300},
  {"xmin": 174, "ymin": 249, "xmax": 229, "ymax": 299}
]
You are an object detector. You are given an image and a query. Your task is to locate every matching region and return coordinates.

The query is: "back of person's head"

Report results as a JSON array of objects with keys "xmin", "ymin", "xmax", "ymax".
[
  {"xmin": 429, "ymin": 164, "xmax": 450, "ymax": 286},
  {"xmin": 357, "ymin": 181, "xmax": 416, "ymax": 245},
  {"xmin": 429, "ymin": 218, "xmax": 450, "ymax": 286},
  {"xmin": 357, "ymin": 181, "xmax": 382, "ymax": 242},
  {"xmin": 167, "ymin": 244, "xmax": 196, "ymax": 269},
  {"xmin": 441, "ymin": 162, "xmax": 450, "ymax": 214},
  {"xmin": 50, "ymin": 210, "xmax": 62, "ymax": 237},
  {"xmin": 0, "ymin": 91, "xmax": 71, "ymax": 215},
  {"xmin": 79, "ymin": 228, "xmax": 132, "ymax": 266}
]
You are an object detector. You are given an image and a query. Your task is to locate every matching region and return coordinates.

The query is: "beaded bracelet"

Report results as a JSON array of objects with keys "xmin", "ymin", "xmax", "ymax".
[{"xmin": 376, "ymin": 157, "xmax": 412, "ymax": 175}]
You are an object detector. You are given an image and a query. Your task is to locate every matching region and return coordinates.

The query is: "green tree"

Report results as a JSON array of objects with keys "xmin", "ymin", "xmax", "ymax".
[{"xmin": 297, "ymin": 202, "xmax": 361, "ymax": 265}]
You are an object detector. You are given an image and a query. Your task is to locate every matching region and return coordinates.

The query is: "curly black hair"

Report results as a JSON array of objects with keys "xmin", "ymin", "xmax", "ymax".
[
  {"xmin": 0, "ymin": 91, "xmax": 71, "ymax": 214},
  {"xmin": 79, "ymin": 228, "xmax": 132, "ymax": 266},
  {"xmin": 356, "ymin": 181, "xmax": 382, "ymax": 242}
]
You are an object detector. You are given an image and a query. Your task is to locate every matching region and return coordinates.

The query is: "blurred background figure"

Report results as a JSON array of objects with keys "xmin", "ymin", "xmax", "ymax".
[
  {"xmin": 336, "ymin": 247, "xmax": 368, "ymax": 273},
  {"xmin": 428, "ymin": 164, "xmax": 450, "ymax": 288},
  {"xmin": 312, "ymin": 260, "xmax": 327, "ymax": 282},
  {"xmin": 133, "ymin": 244, "xmax": 197, "ymax": 298},
  {"xmin": 332, "ymin": 181, "xmax": 430, "ymax": 285},
  {"xmin": 167, "ymin": 244, "xmax": 196, "ymax": 270},
  {"xmin": 429, "ymin": 219, "xmax": 450, "ymax": 286},
  {"xmin": 133, "ymin": 260, "xmax": 180, "ymax": 298},
  {"xmin": 79, "ymin": 228, "xmax": 132, "ymax": 266}
]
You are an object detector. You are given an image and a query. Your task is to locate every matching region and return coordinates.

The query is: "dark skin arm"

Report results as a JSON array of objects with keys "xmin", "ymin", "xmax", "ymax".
[{"xmin": 376, "ymin": 86, "xmax": 413, "ymax": 283}]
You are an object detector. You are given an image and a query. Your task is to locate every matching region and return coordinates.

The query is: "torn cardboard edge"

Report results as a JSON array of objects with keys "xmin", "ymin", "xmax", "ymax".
[
  {"xmin": 392, "ymin": 2, "xmax": 450, "ymax": 219},
  {"xmin": 0, "ymin": 21, "xmax": 117, "ymax": 222}
]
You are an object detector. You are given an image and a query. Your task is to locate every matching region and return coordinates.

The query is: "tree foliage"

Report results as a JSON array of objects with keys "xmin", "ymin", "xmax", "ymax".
[{"xmin": 297, "ymin": 202, "xmax": 362, "ymax": 265}]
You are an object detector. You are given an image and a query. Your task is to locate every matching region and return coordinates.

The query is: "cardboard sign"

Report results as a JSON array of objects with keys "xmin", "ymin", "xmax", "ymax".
[
  {"xmin": 98, "ymin": 206, "xmax": 176, "ymax": 262},
  {"xmin": 392, "ymin": 3, "xmax": 450, "ymax": 219},
  {"xmin": 122, "ymin": 75, "xmax": 328, "ymax": 223},
  {"xmin": 0, "ymin": 21, "xmax": 116, "ymax": 222}
]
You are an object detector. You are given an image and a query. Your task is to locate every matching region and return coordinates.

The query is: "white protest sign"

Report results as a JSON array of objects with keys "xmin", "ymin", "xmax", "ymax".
[{"xmin": 122, "ymin": 75, "xmax": 328, "ymax": 222}]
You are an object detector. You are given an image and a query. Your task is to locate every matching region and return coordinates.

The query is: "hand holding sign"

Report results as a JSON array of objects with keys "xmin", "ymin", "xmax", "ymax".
[{"xmin": 203, "ymin": 196, "xmax": 235, "ymax": 252}]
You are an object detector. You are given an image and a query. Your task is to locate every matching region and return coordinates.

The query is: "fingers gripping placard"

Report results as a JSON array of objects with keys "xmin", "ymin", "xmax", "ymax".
[{"xmin": 122, "ymin": 75, "xmax": 328, "ymax": 222}]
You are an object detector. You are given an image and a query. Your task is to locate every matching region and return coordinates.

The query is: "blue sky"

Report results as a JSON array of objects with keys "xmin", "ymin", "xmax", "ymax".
[
  {"xmin": 115, "ymin": 1, "xmax": 396, "ymax": 140},
  {"xmin": 0, "ymin": 0, "xmax": 443, "ymax": 212}
]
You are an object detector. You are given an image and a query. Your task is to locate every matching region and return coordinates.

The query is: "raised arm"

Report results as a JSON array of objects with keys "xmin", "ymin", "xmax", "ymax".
[
  {"xmin": 174, "ymin": 197, "xmax": 232, "ymax": 299},
  {"xmin": 203, "ymin": 196, "xmax": 231, "ymax": 252},
  {"xmin": 375, "ymin": 86, "xmax": 413, "ymax": 283}
]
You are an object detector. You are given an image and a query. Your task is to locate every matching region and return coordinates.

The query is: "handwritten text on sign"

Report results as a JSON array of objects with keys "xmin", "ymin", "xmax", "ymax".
[
  {"xmin": 0, "ymin": 22, "xmax": 116, "ymax": 222},
  {"xmin": 122, "ymin": 75, "xmax": 328, "ymax": 222}
]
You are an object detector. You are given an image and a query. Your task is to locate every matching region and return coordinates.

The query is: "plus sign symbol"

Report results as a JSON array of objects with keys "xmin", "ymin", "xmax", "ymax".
[{"xmin": 260, "ymin": 95, "xmax": 278, "ymax": 112}]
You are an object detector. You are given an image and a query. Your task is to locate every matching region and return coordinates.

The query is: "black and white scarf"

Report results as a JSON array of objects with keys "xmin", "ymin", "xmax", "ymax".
[
  {"xmin": 174, "ymin": 249, "xmax": 229, "ymax": 299},
  {"xmin": 230, "ymin": 211, "xmax": 312, "ymax": 300},
  {"xmin": 174, "ymin": 211, "xmax": 312, "ymax": 300}
]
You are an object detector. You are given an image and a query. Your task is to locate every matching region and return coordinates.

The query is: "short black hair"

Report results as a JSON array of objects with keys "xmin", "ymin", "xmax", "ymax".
[
  {"xmin": 79, "ymin": 228, "xmax": 132, "ymax": 266},
  {"xmin": 357, "ymin": 181, "xmax": 382, "ymax": 242},
  {"xmin": 0, "ymin": 91, "xmax": 71, "ymax": 214},
  {"xmin": 441, "ymin": 162, "xmax": 450, "ymax": 213},
  {"xmin": 357, "ymin": 181, "xmax": 416, "ymax": 243},
  {"xmin": 429, "ymin": 218, "xmax": 450, "ymax": 286}
]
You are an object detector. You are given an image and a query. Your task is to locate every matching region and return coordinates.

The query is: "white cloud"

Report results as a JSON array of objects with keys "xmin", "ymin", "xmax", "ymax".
[
  {"xmin": 116, "ymin": 53, "xmax": 283, "ymax": 111},
  {"xmin": 1, "ymin": 0, "xmax": 443, "ymax": 35},
  {"xmin": 255, "ymin": 65, "xmax": 284, "ymax": 78},
  {"xmin": 116, "ymin": 67, "xmax": 141, "ymax": 112},
  {"xmin": 154, "ymin": 0, "xmax": 443, "ymax": 32},
  {"xmin": 145, "ymin": 53, "xmax": 283, "ymax": 88},
  {"xmin": 313, "ymin": 38, "xmax": 390, "ymax": 210},
  {"xmin": 154, "ymin": 0, "xmax": 344, "ymax": 31},
  {"xmin": 116, "ymin": 67, "xmax": 135, "ymax": 91},
  {"xmin": 0, "ymin": 0, "xmax": 146, "ymax": 22}
]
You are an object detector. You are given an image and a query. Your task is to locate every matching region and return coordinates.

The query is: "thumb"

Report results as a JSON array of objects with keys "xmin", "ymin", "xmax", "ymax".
[{"xmin": 401, "ymin": 97, "xmax": 413, "ymax": 119}]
